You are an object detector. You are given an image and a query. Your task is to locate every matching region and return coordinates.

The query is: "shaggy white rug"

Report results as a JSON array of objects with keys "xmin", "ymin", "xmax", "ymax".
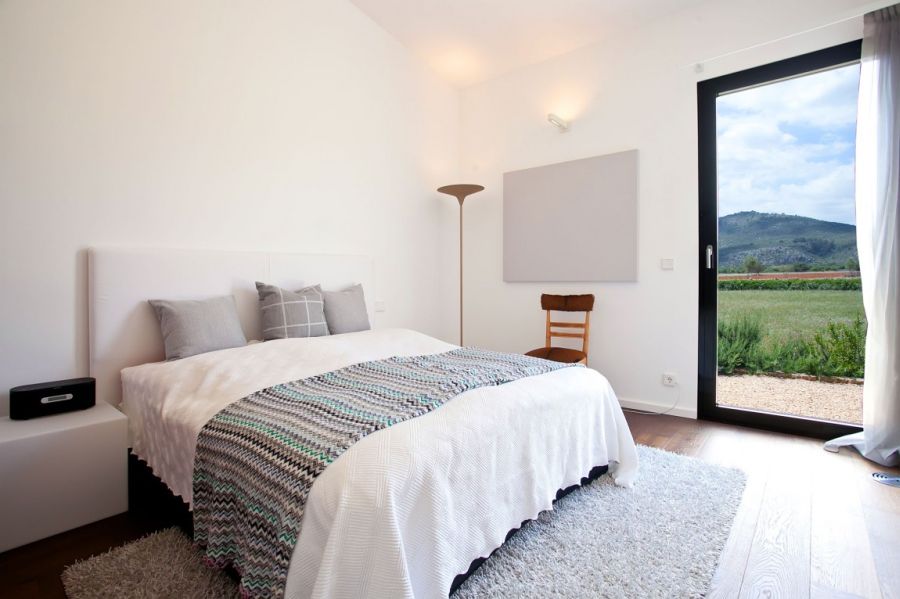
[
  {"xmin": 62, "ymin": 446, "xmax": 745, "ymax": 599},
  {"xmin": 453, "ymin": 445, "xmax": 746, "ymax": 598}
]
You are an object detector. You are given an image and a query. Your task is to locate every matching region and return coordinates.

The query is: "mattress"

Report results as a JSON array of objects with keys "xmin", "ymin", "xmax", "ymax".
[{"xmin": 120, "ymin": 328, "xmax": 638, "ymax": 599}]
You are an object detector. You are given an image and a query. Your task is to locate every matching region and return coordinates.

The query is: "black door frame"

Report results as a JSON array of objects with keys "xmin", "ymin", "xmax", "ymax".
[{"xmin": 697, "ymin": 40, "xmax": 864, "ymax": 439}]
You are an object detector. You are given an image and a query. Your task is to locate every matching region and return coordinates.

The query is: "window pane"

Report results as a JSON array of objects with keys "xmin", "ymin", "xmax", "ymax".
[{"xmin": 715, "ymin": 63, "xmax": 864, "ymax": 425}]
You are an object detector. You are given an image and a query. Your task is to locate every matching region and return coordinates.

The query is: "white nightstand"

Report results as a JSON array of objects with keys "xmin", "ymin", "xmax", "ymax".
[{"xmin": 0, "ymin": 402, "xmax": 128, "ymax": 553}]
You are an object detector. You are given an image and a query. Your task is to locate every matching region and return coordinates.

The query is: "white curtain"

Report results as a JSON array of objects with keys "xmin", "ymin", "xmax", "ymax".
[{"xmin": 825, "ymin": 5, "xmax": 900, "ymax": 466}]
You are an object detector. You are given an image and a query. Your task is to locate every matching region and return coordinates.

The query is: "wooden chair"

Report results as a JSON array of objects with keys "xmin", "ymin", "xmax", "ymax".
[{"xmin": 525, "ymin": 294, "xmax": 594, "ymax": 365}]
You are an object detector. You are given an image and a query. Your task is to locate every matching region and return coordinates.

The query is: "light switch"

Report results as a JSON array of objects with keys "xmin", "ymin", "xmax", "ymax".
[
  {"xmin": 375, "ymin": 301, "xmax": 386, "ymax": 313},
  {"xmin": 660, "ymin": 258, "xmax": 675, "ymax": 270}
]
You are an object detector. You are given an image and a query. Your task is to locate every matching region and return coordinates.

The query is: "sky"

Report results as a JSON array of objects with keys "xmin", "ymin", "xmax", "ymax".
[{"xmin": 716, "ymin": 63, "xmax": 860, "ymax": 225}]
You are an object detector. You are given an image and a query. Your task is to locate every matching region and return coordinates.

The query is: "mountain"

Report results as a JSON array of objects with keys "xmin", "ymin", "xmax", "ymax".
[{"xmin": 718, "ymin": 211, "xmax": 858, "ymax": 270}]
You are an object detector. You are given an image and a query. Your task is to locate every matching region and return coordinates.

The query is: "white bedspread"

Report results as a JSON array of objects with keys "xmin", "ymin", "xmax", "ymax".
[{"xmin": 121, "ymin": 328, "xmax": 638, "ymax": 599}]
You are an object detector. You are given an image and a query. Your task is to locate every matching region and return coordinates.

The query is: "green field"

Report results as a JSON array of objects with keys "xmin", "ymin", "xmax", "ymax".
[{"xmin": 718, "ymin": 290, "xmax": 865, "ymax": 348}]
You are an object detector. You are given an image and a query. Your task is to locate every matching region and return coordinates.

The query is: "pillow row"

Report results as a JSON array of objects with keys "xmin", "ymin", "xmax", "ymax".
[{"xmin": 150, "ymin": 283, "xmax": 370, "ymax": 361}]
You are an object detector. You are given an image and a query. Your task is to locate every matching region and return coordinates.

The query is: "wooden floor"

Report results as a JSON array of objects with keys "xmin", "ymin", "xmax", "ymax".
[
  {"xmin": 626, "ymin": 411, "xmax": 900, "ymax": 599},
  {"xmin": 1, "ymin": 412, "xmax": 898, "ymax": 598}
]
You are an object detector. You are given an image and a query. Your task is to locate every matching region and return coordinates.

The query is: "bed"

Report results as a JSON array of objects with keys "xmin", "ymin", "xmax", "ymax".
[{"xmin": 89, "ymin": 248, "xmax": 638, "ymax": 599}]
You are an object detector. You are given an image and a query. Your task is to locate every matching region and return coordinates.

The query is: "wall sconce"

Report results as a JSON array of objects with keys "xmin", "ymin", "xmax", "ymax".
[{"xmin": 547, "ymin": 113, "xmax": 570, "ymax": 132}]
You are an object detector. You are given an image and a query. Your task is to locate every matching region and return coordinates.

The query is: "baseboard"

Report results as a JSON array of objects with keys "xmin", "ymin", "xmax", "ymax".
[{"xmin": 618, "ymin": 397, "xmax": 697, "ymax": 419}]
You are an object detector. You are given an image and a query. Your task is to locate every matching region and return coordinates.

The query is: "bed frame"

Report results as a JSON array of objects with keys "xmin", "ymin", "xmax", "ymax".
[{"xmin": 92, "ymin": 246, "xmax": 609, "ymax": 595}]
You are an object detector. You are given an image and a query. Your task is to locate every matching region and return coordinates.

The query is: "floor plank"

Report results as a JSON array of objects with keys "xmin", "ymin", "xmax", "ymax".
[
  {"xmin": 862, "ymin": 504, "xmax": 900, "ymax": 599},
  {"xmin": 809, "ymin": 447, "xmax": 881, "ymax": 599},
  {"xmin": 738, "ymin": 439, "xmax": 812, "ymax": 599},
  {"xmin": 707, "ymin": 470, "xmax": 768, "ymax": 599}
]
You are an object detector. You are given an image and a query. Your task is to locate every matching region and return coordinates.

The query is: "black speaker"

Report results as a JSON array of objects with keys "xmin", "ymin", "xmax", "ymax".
[{"xmin": 9, "ymin": 377, "xmax": 96, "ymax": 420}]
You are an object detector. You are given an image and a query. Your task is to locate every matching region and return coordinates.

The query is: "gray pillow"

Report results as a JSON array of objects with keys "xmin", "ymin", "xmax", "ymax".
[
  {"xmin": 149, "ymin": 296, "xmax": 247, "ymax": 361},
  {"xmin": 256, "ymin": 282, "xmax": 329, "ymax": 341},
  {"xmin": 323, "ymin": 284, "xmax": 371, "ymax": 334}
]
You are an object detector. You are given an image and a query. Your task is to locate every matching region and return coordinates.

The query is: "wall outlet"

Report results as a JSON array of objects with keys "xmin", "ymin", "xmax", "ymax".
[
  {"xmin": 662, "ymin": 372, "xmax": 677, "ymax": 387},
  {"xmin": 660, "ymin": 258, "xmax": 675, "ymax": 270},
  {"xmin": 374, "ymin": 301, "xmax": 386, "ymax": 313}
]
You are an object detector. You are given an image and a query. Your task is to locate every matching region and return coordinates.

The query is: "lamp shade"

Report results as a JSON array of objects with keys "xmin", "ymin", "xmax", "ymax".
[{"xmin": 437, "ymin": 184, "xmax": 485, "ymax": 205}]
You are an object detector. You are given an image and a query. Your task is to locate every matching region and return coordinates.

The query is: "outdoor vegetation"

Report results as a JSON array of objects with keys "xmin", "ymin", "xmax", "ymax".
[
  {"xmin": 717, "ymin": 289, "xmax": 866, "ymax": 378},
  {"xmin": 717, "ymin": 212, "xmax": 859, "ymax": 273},
  {"xmin": 715, "ymin": 210, "xmax": 867, "ymax": 380},
  {"xmin": 718, "ymin": 278, "xmax": 861, "ymax": 291}
]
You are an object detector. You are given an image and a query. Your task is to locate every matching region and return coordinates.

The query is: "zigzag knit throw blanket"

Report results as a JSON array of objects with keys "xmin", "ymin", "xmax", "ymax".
[{"xmin": 192, "ymin": 347, "xmax": 577, "ymax": 598}]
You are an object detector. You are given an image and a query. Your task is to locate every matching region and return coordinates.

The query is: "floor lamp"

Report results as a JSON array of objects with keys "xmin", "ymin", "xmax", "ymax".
[{"xmin": 437, "ymin": 183, "xmax": 484, "ymax": 346}]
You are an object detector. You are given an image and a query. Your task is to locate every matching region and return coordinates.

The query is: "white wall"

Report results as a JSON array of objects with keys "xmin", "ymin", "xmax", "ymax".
[
  {"xmin": 0, "ymin": 0, "xmax": 460, "ymax": 414},
  {"xmin": 458, "ymin": 0, "xmax": 882, "ymax": 417},
  {"xmin": 1, "ymin": 0, "xmax": 889, "ymax": 419}
]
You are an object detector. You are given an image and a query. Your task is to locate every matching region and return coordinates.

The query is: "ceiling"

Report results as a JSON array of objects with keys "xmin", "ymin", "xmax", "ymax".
[{"xmin": 349, "ymin": 0, "xmax": 707, "ymax": 87}]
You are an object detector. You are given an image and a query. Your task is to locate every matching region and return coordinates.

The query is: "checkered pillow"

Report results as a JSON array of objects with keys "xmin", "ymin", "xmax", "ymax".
[{"xmin": 255, "ymin": 282, "xmax": 329, "ymax": 340}]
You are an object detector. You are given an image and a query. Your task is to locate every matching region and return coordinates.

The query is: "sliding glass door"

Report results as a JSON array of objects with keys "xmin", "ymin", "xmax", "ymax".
[{"xmin": 698, "ymin": 41, "xmax": 866, "ymax": 438}]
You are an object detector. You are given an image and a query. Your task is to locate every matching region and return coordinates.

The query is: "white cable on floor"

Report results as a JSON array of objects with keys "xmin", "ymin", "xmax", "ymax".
[{"xmin": 622, "ymin": 386, "xmax": 682, "ymax": 416}]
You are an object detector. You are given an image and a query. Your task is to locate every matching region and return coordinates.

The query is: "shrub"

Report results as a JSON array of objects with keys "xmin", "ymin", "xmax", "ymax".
[
  {"xmin": 717, "ymin": 313, "xmax": 866, "ymax": 378},
  {"xmin": 743, "ymin": 256, "xmax": 764, "ymax": 274},
  {"xmin": 717, "ymin": 315, "xmax": 764, "ymax": 374},
  {"xmin": 718, "ymin": 278, "xmax": 861, "ymax": 291},
  {"xmin": 813, "ymin": 315, "xmax": 866, "ymax": 378},
  {"xmin": 803, "ymin": 239, "xmax": 836, "ymax": 256},
  {"xmin": 763, "ymin": 337, "xmax": 821, "ymax": 375}
]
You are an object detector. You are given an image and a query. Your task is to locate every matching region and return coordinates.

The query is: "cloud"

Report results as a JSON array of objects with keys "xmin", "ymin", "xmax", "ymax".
[
  {"xmin": 716, "ymin": 63, "xmax": 859, "ymax": 224},
  {"xmin": 717, "ymin": 64, "xmax": 859, "ymax": 128},
  {"xmin": 718, "ymin": 163, "xmax": 855, "ymax": 224}
]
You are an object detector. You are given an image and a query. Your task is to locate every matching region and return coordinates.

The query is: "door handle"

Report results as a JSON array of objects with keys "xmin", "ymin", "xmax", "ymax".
[{"xmin": 706, "ymin": 245, "xmax": 715, "ymax": 269}]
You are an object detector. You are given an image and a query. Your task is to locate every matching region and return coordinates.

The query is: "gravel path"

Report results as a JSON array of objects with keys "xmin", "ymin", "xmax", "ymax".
[{"xmin": 717, "ymin": 374, "xmax": 862, "ymax": 424}]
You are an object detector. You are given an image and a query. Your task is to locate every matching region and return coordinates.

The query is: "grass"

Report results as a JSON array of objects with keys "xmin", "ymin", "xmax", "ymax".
[
  {"xmin": 718, "ymin": 290, "xmax": 865, "ymax": 350},
  {"xmin": 718, "ymin": 278, "xmax": 860, "ymax": 291}
]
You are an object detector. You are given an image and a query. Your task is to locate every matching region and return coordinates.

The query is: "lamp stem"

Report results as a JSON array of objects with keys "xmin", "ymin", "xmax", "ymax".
[
  {"xmin": 437, "ymin": 183, "xmax": 482, "ymax": 347},
  {"xmin": 459, "ymin": 202, "xmax": 464, "ymax": 346}
]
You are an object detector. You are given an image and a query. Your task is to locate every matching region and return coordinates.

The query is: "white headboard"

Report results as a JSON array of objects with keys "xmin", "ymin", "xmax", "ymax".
[{"xmin": 88, "ymin": 247, "xmax": 375, "ymax": 407}]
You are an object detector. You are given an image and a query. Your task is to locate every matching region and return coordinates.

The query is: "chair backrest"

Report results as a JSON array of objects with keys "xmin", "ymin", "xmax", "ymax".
[{"xmin": 541, "ymin": 293, "xmax": 594, "ymax": 356}]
